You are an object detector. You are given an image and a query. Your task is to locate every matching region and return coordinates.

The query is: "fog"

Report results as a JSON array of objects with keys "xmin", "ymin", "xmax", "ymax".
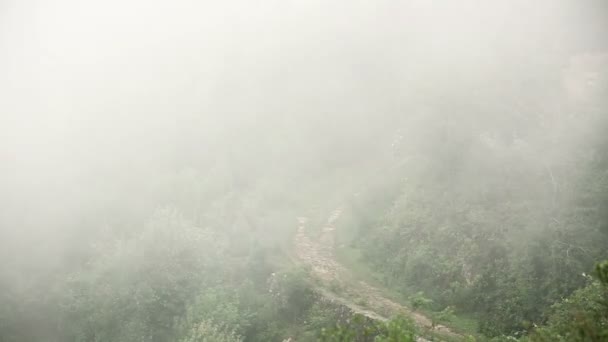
[{"xmin": 1, "ymin": 1, "xmax": 607, "ymax": 341}]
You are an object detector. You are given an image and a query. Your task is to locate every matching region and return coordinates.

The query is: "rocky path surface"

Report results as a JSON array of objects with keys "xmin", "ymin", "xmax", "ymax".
[{"xmin": 294, "ymin": 208, "xmax": 462, "ymax": 341}]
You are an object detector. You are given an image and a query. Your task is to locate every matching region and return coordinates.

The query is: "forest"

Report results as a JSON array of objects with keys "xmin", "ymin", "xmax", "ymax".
[{"xmin": 1, "ymin": 1, "xmax": 608, "ymax": 341}]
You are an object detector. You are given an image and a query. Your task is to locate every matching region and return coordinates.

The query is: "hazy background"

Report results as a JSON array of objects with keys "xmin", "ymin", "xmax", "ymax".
[{"xmin": 1, "ymin": 1, "xmax": 607, "ymax": 340}]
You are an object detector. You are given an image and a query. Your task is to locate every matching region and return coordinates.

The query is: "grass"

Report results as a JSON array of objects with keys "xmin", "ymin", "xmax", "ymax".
[
  {"xmin": 420, "ymin": 308, "xmax": 484, "ymax": 341},
  {"xmin": 335, "ymin": 246, "xmax": 383, "ymax": 285},
  {"xmin": 335, "ymin": 244, "xmax": 485, "ymax": 341},
  {"xmin": 355, "ymin": 297, "xmax": 368, "ymax": 307},
  {"xmin": 335, "ymin": 245, "xmax": 409, "ymax": 302},
  {"xmin": 445, "ymin": 314, "xmax": 480, "ymax": 337},
  {"xmin": 302, "ymin": 204, "xmax": 485, "ymax": 340}
]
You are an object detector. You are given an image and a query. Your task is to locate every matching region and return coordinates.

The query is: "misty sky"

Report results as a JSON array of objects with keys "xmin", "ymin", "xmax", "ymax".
[{"xmin": 1, "ymin": 0, "xmax": 607, "ymax": 263}]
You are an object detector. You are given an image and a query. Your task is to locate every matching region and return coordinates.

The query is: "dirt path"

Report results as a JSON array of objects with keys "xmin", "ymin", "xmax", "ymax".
[{"xmin": 294, "ymin": 208, "xmax": 462, "ymax": 341}]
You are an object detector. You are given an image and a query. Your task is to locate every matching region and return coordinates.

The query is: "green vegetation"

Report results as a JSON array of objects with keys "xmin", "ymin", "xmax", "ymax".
[
  {"xmin": 320, "ymin": 315, "xmax": 417, "ymax": 342},
  {"xmin": 1, "ymin": 1, "xmax": 608, "ymax": 341},
  {"xmin": 528, "ymin": 261, "xmax": 608, "ymax": 341}
]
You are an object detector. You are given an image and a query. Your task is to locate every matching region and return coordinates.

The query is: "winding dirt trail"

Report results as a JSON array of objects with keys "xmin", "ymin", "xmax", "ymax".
[{"xmin": 294, "ymin": 208, "xmax": 462, "ymax": 341}]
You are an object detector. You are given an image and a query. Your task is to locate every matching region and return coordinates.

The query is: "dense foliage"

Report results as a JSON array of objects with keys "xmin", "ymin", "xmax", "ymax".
[
  {"xmin": 529, "ymin": 260, "xmax": 608, "ymax": 341},
  {"xmin": 1, "ymin": 1, "xmax": 607, "ymax": 341},
  {"xmin": 320, "ymin": 315, "xmax": 417, "ymax": 342},
  {"xmin": 342, "ymin": 52, "xmax": 608, "ymax": 338}
]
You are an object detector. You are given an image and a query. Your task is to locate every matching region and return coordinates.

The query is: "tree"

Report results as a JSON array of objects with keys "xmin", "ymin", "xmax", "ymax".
[
  {"xmin": 320, "ymin": 315, "xmax": 416, "ymax": 342},
  {"xmin": 530, "ymin": 260, "xmax": 608, "ymax": 341}
]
